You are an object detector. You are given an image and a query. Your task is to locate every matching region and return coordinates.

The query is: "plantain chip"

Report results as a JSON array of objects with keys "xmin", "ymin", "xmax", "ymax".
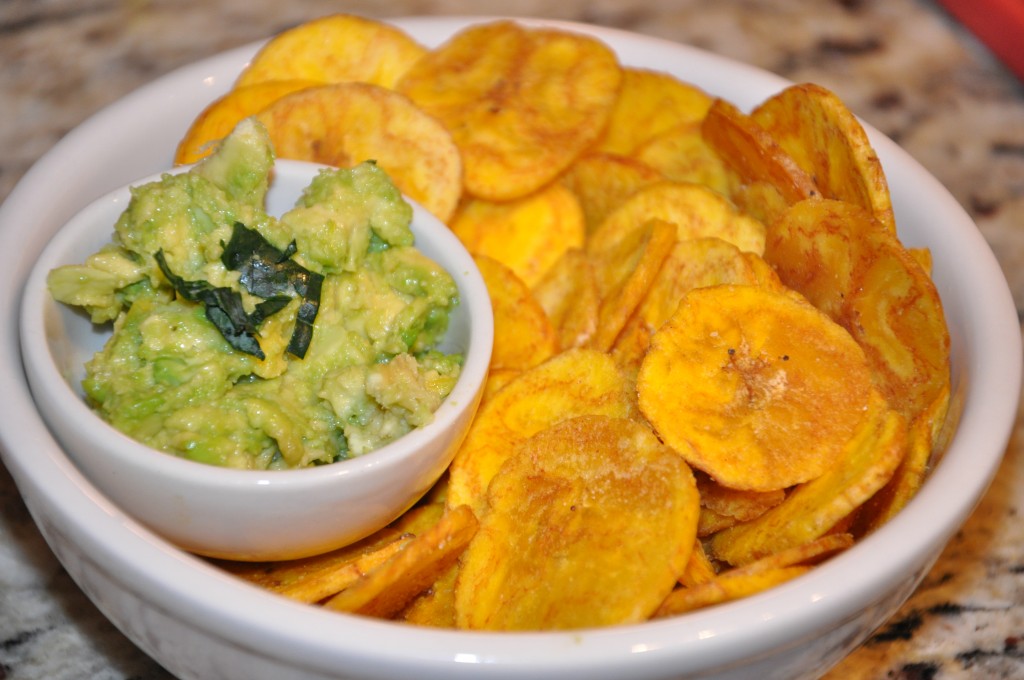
[
  {"xmin": 531, "ymin": 248, "xmax": 600, "ymax": 351},
  {"xmin": 473, "ymin": 254, "xmax": 559, "ymax": 371},
  {"xmin": 633, "ymin": 121, "xmax": 732, "ymax": 197},
  {"xmin": 637, "ymin": 284, "xmax": 876, "ymax": 491},
  {"xmin": 235, "ymin": 13, "xmax": 427, "ymax": 89},
  {"xmin": 397, "ymin": 20, "xmax": 622, "ymax": 201},
  {"xmin": 752, "ymin": 83, "xmax": 895, "ymax": 232},
  {"xmin": 655, "ymin": 566, "xmax": 811, "ymax": 617},
  {"xmin": 446, "ymin": 348, "xmax": 634, "ymax": 517},
  {"xmin": 450, "ymin": 182, "xmax": 585, "ymax": 288},
  {"xmin": 455, "ymin": 415, "xmax": 699, "ymax": 630},
  {"xmin": 256, "ymin": 82, "xmax": 462, "ymax": 221},
  {"xmin": 559, "ymin": 152, "xmax": 665, "ymax": 234}
]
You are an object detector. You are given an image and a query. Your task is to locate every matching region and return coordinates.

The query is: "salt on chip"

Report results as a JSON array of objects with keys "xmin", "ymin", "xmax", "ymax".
[
  {"xmin": 455, "ymin": 415, "xmax": 699, "ymax": 630},
  {"xmin": 450, "ymin": 182, "xmax": 585, "ymax": 288},
  {"xmin": 235, "ymin": 13, "xmax": 427, "ymax": 89},
  {"xmin": 323, "ymin": 504, "xmax": 478, "ymax": 618},
  {"xmin": 397, "ymin": 20, "xmax": 622, "ymax": 201},
  {"xmin": 637, "ymin": 284, "xmax": 876, "ymax": 491},
  {"xmin": 752, "ymin": 83, "xmax": 896, "ymax": 233},
  {"xmin": 473, "ymin": 255, "xmax": 558, "ymax": 371},
  {"xmin": 559, "ymin": 152, "xmax": 665, "ymax": 234},
  {"xmin": 256, "ymin": 82, "xmax": 463, "ymax": 221},
  {"xmin": 446, "ymin": 347, "xmax": 635, "ymax": 517},
  {"xmin": 593, "ymin": 67, "xmax": 713, "ymax": 156},
  {"xmin": 531, "ymin": 248, "xmax": 600, "ymax": 351},
  {"xmin": 174, "ymin": 80, "xmax": 318, "ymax": 165},
  {"xmin": 707, "ymin": 395, "xmax": 906, "ymax": 565}
]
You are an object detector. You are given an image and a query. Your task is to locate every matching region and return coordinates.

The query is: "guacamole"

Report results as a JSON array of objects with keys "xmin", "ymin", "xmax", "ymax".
[{"xmin": 47, "ymin": 119, "xmax": 462, "ymax": 470}]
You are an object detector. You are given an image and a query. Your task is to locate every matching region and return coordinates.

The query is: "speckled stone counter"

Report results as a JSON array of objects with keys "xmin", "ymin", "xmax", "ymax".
[{"xmin": 2, "ymin": 1, "xmax": 1022, "ymax": 678}]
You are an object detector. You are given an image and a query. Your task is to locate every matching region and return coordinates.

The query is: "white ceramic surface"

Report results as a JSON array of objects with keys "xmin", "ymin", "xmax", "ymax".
[
  {"xmin": 18, "ymin": 159, "xmax": 493, "ymax": 561},
  {"xmin": 0, "ymin": 15, "xmax": 1020, "ymax": 680}
]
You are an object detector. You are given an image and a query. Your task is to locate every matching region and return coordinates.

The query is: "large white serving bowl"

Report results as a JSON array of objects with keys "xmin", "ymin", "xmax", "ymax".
[
  {"xmin": 18, "ymin": 158, "xmax": 493, "ymax": 562},
  {"xmin": 0, "ymin": 15, "xmax": 1020, "ymax": 680}
]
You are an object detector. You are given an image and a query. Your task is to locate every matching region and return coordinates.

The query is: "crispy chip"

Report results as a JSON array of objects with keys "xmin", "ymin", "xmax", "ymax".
[
  {"xmin": 397, "ymin": 20, "xmax": 622, "ymax": 201},
  {"xmin": 455, "ymin": 415, "xmax": 699, "ymax": 630},
  {"xmin": 708, "ymin": 397, "xmax": 906, "ymax": 565},
  {"xmin": 256, "ymin": 82, "xmax": 463, "ymax": 221},
  {"xmin": 396, "ymin": 563, "xmax": 459, "ymax": 627},
  {"xmin": 589, "ymin": 181, "xmax": 767, "ymax": 258},
  {"xmin": 235, "ymin": 14, "xmax": 427, "ymax": 89},
  {"xmin": 323, "ymin": 505, "xmax": 478, "ymax": 618},
  {"xmin": 637, "ymin": 284, "xmax": 876, "ymax": 491},
  {"xmin": 655, "ymin": 566, "xmax": 811, "ymax": 617},
  {"xmin": 559, "ymin": 152, "xmax": 665, "ymax": 234},
  {"xmin": 450, "ymin": 183, "xmax": 585, "ymax": 287},
  {"xmin": 702, "ymin": 98, "xmax": 819, "ymax": 223},
  {"xmin": 752, "ymin": 83, "xmax": 896, "ymax": 232},
  {"xmin": 473, "ymin": 255, "xmax": 558, "ymax": 371},
  {"xmin": 633, "ymin": 121, "xmax": 732, "ymax": 196},
  {"xmin": 531, "ymin": 248, "xmax": 600, "ymax": 350},
  {"xmin": 593, "ymin": 67, "xmax": 713, "ymax": 155},
  {"xmin": 588, "ymin": 218, "xmax": 677, "ymax": 352},
  {"xmin": 480, "ymin": 367, "xmax": 522, "ymax": 405},
  {"xmin": 696, "ymin": 471, "xmax": 785, "ymax": 523},
  {"xmin": 679, "ymin": 540, "xmax": 718, "ymax": 588},
  {"xmin": 446, "ymin": 348, "xmax": 634, "ymax": 516},
  {"xmin": 764, "ymin": 199, "xmax": 951, "ymax": 432},
  {"xmin": 174, "ymin": 80, "xmax": 318, "ymax": 165}
]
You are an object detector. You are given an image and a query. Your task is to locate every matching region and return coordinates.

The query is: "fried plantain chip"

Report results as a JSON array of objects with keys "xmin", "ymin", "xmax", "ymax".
[
  {"xmin": 637, "ymin": 284, "xmax": 876, "ymax": 491},
  {"xmin": 323, "ymin": 504, "xmax": 478, "ymax": 618},
  {"xmin": 752, "ymin": 83, "xmax": 896, "ymax": 232},
  {"xmin": 397, "ymin": 20, "xmax": 622, "ymax": 201},
  {"xmin": 593, "ymin": 67, "xmax": 713, "ymax": 155},
  {"xmin": 633, "ymin": 121, "xmax": 732, "ymax": 197},
  {"xmin": 395, "ymin": 562, "xmax": 460, "ymax": 627},
  {"xmin": 256, "ymin": 82, "xmax": 463, "ymax": 221},
  {"xmin": 559, "ymin": 152, "xmax": 665, "ymax": 234},
  {"xmin": 679, "ymin": 540, "xmax": 718, "ymax": 588},
  {"xmin": 174, "ymin": 80, "xmax": 318, "ymax": 165},
  {"xmin": 455, "ymin": 415, "xmax": 699, "ymax": 630},
  {"xmin": 450, "ymin": 182, "xmax": 585, "ymax": 288},
  {"xmin": 473, "ymin": 255, "xmax": 559, "ymax": 371},
  {"xmin": 588, "ymin": 218, "xmax": 676, "ymax": 352},
  {"xmin": 446, "ymin": 348, "xmax": 634, "ymax": 516},
  {"xmin": 235, "ymin": 14, "xmax": 427, "ymax": 89},
  {"xmin": 764, "ymin": 199, "xmax": 951, "ymax": 436},
  {"xmin": 655, "ymin": 566, "xmax": 811, "ymax": 617},
  {"xmin": 708, "ymin": 396, "xmax": 906, "ymax": 565},
  {"xmin": 696, "ymin": 470, "xmax": 785, "ymax": 523},
  {"xmin": 531, "ymin": 248, "xmax": 600, "ymax": 350}
]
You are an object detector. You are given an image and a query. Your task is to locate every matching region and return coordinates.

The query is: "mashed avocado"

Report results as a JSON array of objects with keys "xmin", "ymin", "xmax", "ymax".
[{"xmin": 47, "ymin": 119, "xmax": 462, "ymax": 469}]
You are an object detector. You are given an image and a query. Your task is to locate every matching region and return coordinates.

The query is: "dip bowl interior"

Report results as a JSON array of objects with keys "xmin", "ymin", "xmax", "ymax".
[{"xmin": 18, "ymin": 158, "xmax": 494, "ymax": 561}]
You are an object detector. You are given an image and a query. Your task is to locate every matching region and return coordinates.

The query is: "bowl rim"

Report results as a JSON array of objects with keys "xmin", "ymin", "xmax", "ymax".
[
  {"xmin": 18, "ymin": 157, "xmax": 494, "ymax": 489},
  {"xmin": 0, "ymin": 14, "xmax": 1020, "ymax": 678}
]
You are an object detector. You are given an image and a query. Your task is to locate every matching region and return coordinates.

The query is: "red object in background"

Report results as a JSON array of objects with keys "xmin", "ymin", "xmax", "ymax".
[{"xmin": 936, "ymin": 0, "xmax": 1024, "ymax": 81}]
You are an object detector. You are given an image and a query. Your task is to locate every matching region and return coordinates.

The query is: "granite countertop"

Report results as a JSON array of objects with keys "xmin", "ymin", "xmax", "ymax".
[{"xmin": 2, "ymin": 0, "xmax": 1022, "ymax": 678}]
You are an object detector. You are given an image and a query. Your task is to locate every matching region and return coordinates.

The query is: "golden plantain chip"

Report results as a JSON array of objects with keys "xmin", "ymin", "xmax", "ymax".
[
  {"xmin": 701, "ymin": 98, "xmax": 819, "ymax": 223},
  {"xmin": 235, "ymin": 14, "xmax": 427, "ymax": 89},
  {"xmin": 737, "ymin": 532, "xmax": 855, "ymax": 573},
  {"xmin": 764, "ymin": 199, "xmax": 951, "ymax": 435},
  {"xmin": 588, "ymin": 181, "xmax": 767, "ymax": 259},
  {"xmin": 473, "ymin": 255, "xmax": 559, "ymax": 371},
  {"xmin": 256, "ymin": 82, "xmax": 463, "ymax": 221},
  {"xmin": 450, "ymin": 182, "xmax": 585, "ymax": 288},
  {"xmin": 455, "ymin": 415, "xmax": 699, "ymax": 630},
  {"xmin": 396, "ymin": 563, "xmax": 459, "ymax": 628},
  {"xmin": 531, "ymin": 248, "xmax": 600, "ymax": 350},
  {"xmin": 637, "ymin": 284, "xmax": 876, "ymax": 491},
  {"xmin": 446, "ymin": 348, "xmax": 635, "ymax": 516},
  {"xmin": 174, "ymin": 80, "xmax": 318, "ymax": 165},
  {"xmin": 323, "ymin": 504, "xmax": 478, "ymax": 618},
  {"xmin": 588, "ymin": 218, "xmax": 677, "ymax": 352},
  {"xmin": 696, "ymin": 470, "xmax": 785, "ymax": 523},
  {"xmin": 679, "ymin": 540, "xmax": 718, "ymax": 588},
  {"xmin": 697, "ymin": 506, "xmax": 740, "ymax": 538},
  {"xmin": 708, "ymin": 396, "xmax": 906, "ymax": 566},
  {"xmin": 655, "ymin": 566, "xmax": 811, "ymax": 617},
  {"xmin": 593, "ymin": 67, "xmax": 713, "ymax": 155},
  {"xmin": 633, "ymin": 121, "xmax": 732, "ymax": 197},
  {"xmin": 752, "ymin": 83, "xmax": 896, "ymax": 232},
  {"xmin": 397, "ymin": 20, "xmax": 622, "ymax": 201},
  {"xmin": 559, "ymin": 152, "xmax": 665, "ymax": 234}
]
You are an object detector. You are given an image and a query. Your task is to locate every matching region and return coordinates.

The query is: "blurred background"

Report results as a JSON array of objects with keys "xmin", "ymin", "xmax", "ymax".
[{"xmin": 2, "ymin": 1, "xmax": 1022, "ymax": 678}]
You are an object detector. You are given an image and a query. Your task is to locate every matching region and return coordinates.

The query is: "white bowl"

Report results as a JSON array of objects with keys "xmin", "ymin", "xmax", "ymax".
[
  {"xmin": 0, "ymin": 15, "xmax": 1020, "ymax": 680},
  {"xmin": 18, "ymin": 158, "xmax": 493, "ymax": 562}
]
